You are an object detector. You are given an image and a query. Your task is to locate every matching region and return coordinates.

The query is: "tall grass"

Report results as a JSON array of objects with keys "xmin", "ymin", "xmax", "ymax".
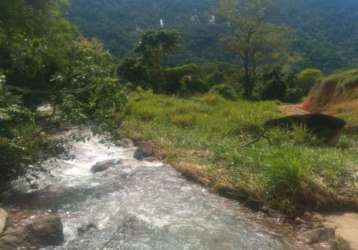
[{"xmin": 122, "ymin": 91, "xmax": 358, "ymax": 214}]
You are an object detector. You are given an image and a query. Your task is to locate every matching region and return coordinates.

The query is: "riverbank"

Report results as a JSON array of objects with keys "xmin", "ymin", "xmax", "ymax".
[
  {"xmin": 1, "ymin": 128, "xmax": 301, "ymax": 249},
  {"xmin": 121, "ymin": 91, "xmax": 358, "ymax": 215}
]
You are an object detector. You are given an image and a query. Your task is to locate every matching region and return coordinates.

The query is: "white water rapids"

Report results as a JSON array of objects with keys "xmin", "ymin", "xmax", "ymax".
[{"xmin": 6, "ymin": 128, "xmax": 296, "ymax": 250}]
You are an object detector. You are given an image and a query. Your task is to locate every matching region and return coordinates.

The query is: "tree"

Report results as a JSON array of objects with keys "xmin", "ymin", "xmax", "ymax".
[
  {"xmin": 296, "ymin": 68, "xmax": 323, "ymax": 95},
  {"xmin": 134, "ymin": 29, "xmax": 181, "ymax": 91},
  {"xmin": 257, "ymin": 66, "xmax": 287, "ymax": 101},
  {"xmin": 218, "ymin": 0, "xmax": 292, "ymax": 98}
]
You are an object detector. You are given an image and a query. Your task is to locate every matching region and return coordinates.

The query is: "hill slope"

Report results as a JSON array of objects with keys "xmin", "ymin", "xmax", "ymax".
[
  {"xmin": 303, "ymin": 69, "xmax": 358, "ymax": 129},
  {"xmin": 68, "ymin": 0, "xmax": 358, "ymax": 71}
]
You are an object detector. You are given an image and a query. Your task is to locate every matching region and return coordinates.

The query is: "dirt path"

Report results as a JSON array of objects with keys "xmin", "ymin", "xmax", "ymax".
[
  {"xmin": 323, "ymin": 213, "xmax": 358, "ymax": 250},
  {"xmin": 279, "ymin": 104, "xmax": 310, "ymax": 115}
]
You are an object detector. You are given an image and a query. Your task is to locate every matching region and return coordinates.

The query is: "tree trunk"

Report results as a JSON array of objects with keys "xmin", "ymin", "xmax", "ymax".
[{"xmin": 243, "ymin": 53, "xmax": 252, "ymax": 99}]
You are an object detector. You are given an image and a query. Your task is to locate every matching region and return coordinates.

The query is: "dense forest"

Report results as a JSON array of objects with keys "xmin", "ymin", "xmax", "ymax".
[
  {"xmin": 1, "ymin": 0, "xmax": 358, "ymax": 249},
  {"xmin": 69, "ymin": 0, "xmax": 358, "ymax": 71}
]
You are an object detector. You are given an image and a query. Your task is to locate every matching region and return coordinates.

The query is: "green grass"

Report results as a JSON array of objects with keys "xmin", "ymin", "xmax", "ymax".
[{"xmin": 121, "ymin": 91, "xmax": 358, "ymax": 215}]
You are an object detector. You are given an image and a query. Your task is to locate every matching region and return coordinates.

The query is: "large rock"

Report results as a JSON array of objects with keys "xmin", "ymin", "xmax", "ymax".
[
  {"xmin": 91, "ymin": 159, "xmax": 122, "ymax": 173},
  {"xmin": 26, "ymin": 214, "xmax": 64, "ymax": 246},
  {"xmin": 265, "ymin": 113, "xmax": 346, "ymax": 143},
  {"xmin": 0, "ymin": 214, "xmax": 64, "ymax": 250},
  {"xmin": 134, "ymin": 142, "xmax": 154, "ymax": 160},
  {"xmin": 0, "ymin": 208, "xmax": 8, "ymax": 234}
]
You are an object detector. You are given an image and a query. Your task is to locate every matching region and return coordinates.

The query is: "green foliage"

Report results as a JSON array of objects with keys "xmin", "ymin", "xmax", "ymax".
[
  {"xmin": 118, "ymin": 57, "xmax": 149, "ymax": 87},
  {"xmin": 0, "ymin": 0, "xmax": 76, "ymax": 103},
  {"xmin": 0, "ymin": 1, "xmax": 126, "ymax": 185},
  {"xmin": 135, "ymin": 30, "xmax": 182, "ymax": 62},
  {"xmin": 264, "ymin": 149, "xmax": 309, "ymax": 214},
  {"xmin": 53, "ymin": 37, "xmax": 127, "ymax": 129},
  {"xmin": 255, "ymin": 66, "xmax": 288, "ymax": 101},
  {"xmin": 209, "ymin": 84, "xmax": 238, "ymax": 100},
  {"xmin": 296, "ymin": 68, "xmax": 323, "ymax": 95},
  {"xmin": 135, "ymin": 30, "xmax": 181, "ymax": 86},
  {"xmin": 218, "ymin": 0, "xmax": 293, "ymax": 98},
  {"xmin": 70, "ymin": 0, "xmax": 358, "ymax": 72},
  {"xmin": 119, "ymin": 29, "xmax": 182, "ymax": 92},
  {"xmin": 164, "ymin": 64, "xmax": 208, "ymax": 94},
  {"xmin": 0, "ymin": 76, "xmax": 46, "ymax": 183},
  {"xmin": 171, "ymin": 113, "xmax": 197, "ymax": 128}
]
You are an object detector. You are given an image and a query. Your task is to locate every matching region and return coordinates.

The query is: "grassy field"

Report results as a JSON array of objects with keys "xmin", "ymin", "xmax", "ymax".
[{"xmin": 121, "ymin": 91, "xmax": 358, "ymax": 215}]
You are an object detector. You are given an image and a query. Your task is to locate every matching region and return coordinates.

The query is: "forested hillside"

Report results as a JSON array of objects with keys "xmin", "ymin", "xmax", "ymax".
[{"xmin": 69, "ymin": 0, "xmax": 358, "ymax": 71}]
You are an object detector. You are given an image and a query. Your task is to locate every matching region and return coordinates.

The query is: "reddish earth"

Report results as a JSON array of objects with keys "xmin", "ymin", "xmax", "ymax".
[{"xmin": 279, "ymin": 104, "xmax": 310, "ymax": 115}]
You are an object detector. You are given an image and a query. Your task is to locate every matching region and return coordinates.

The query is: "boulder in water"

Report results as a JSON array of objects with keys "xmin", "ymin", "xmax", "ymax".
[
  {"xmin": 0, "ymin": 208, "xmax": 8, "ymax": 234},
  {"xmin": 265, "ymin": 113, "xmax": 346, "ymax": 143},
  {"xmin": 0, "ymin": 214, "xmax": 64, "ymax": 250},
  {"xmin": 91, "ymin": 159, "xmax": 122, "ymax": 173},
  {"xmin": 25, "ymin": 214, "xmax": 64, "ymax": 246},
  {"xmin": 134, "ymin": 142, "xmax": 154, "ymax": 160}
]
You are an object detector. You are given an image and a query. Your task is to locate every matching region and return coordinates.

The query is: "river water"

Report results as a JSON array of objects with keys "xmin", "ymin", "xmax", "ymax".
[{"xmin": 6, "ymin": 128, "xmax": 296, "ymax": 250}]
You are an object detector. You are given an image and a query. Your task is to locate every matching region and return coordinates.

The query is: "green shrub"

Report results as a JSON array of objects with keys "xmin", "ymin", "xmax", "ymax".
[
  {"xmin": 118, "ymin": 57, "xmax": 149, "ymax": 87},
  {"xmin": 296, "ymin": 68, "xmax": 323, "ymax": 95},
  {"xmin": 209, "ymin": 84, "xmax": 238, "ymax": 100},
  {"xmin": 256, "ymin": 66, "xmax": 287, "ymax": 101},
  {"xmin": 164, "ymin": 64, "xmax": 208, "ymax": 94},
  {"xmin": 53, "ymin": 38, "xmax": 127, "ymax": 129},
  {"xmin": 264, "ymin": 149, "xmax": 309, "ymax": 214}
]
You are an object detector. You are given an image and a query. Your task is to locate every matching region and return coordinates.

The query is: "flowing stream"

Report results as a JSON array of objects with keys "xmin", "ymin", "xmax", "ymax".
[{"xmin": 6, "ymin": 128, "xmax": 296, "ymax": 250}]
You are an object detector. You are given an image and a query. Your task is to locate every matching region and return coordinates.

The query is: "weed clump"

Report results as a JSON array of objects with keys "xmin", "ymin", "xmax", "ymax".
[{"xmin": 171, "ymin": 113, "xmax": 197, "ymax": 128}]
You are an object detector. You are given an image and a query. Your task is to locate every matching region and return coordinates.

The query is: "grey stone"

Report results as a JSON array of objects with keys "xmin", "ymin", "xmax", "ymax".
[
  {"xmin": 25, "ymin": 214, "xmax": 64, "ymax": 246},
  {"xmin": 134, "ymin": 142, "xmax": 154, "ymax": 160},
  {"xmin": 0, "ymin": 214, "xmax": 64, "ymax": 249},
  {"xmin": 91, "ymin": 159, "xmax": 122, "ymax": 173}
]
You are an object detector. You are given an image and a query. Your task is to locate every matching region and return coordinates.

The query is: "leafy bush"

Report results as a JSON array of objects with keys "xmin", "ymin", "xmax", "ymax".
[
  {"xmin": 209, "ymin": 84, "xmax": 238, "ymax": 100},
  {"xmin": 118, "ymin": 57, "xmax": 149, "ymax": 88},
  {"xmin": 52, "ymin": 37, "xmax": 127, "ymax": 129},
  {"xmin": 164, "ymin": 63, "xmax": 210, "ymax": 95},
  {"xmin": 0, "ymin": 76, "xmax": 48, "ymax": 184},
  {"xmin": 296, "ymin": 68, "xmax": 323, "ymax": 95},
  {"xmin": 256, "ymin": 67, "xmax": 287, "ymax": 101}
]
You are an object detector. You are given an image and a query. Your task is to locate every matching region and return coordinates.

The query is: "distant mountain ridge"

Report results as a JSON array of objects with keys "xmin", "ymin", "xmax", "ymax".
[{"xmin": 69, "ymin": 0, "xmax": 358, "ymax": 71}]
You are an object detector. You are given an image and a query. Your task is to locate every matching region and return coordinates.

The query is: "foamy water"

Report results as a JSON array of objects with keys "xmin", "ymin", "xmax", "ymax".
[{"xmin": 7, "ymin": 129, "xmax": 295, "ymax": 250}]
